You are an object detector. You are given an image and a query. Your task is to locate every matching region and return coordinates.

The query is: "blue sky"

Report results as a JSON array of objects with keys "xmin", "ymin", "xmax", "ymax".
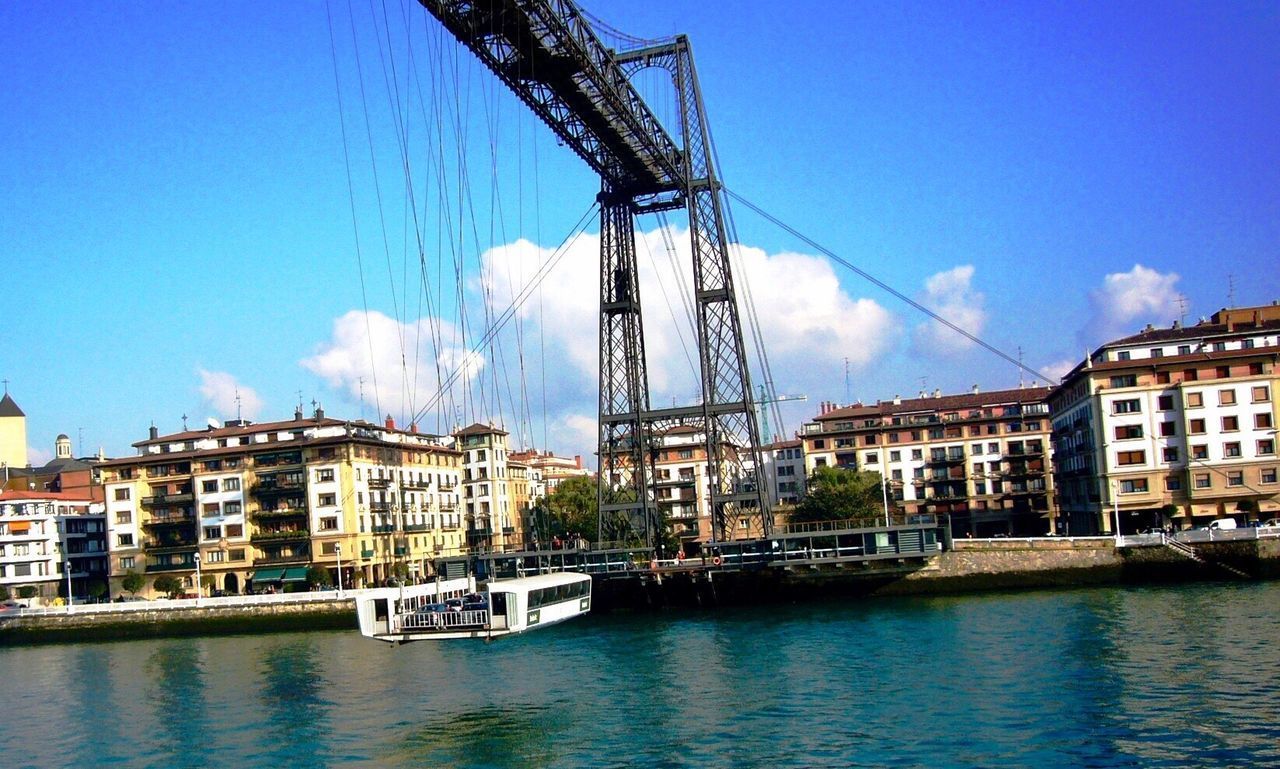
[{"xmin": 2, "ymin": 1, "xmax": 1277, "ymax": 464}]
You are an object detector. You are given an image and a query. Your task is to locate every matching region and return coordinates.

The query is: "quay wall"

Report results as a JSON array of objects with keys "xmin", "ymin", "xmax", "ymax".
[{"xmin": 0, "ymin": 600, "xmax": 356, "ymax": 645}]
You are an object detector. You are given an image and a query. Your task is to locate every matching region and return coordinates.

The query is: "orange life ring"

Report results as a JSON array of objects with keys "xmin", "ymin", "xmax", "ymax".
[{"xmin": 712, "ymin": 556, "xmax": 722, "ymax": 566}]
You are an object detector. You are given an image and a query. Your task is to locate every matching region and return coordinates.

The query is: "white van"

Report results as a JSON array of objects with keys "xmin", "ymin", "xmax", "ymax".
[{"xmin": 1207, "ymin": 519, "xmax": 1238, "ymax": 531}]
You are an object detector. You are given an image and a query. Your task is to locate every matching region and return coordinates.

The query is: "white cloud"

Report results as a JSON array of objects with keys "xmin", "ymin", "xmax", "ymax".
[
  {"xmin": 1081, "ymin": 264, "xmax": 1182, "ymax": 346},
  {"xmin": 300, "ymin": 310, "xmax": 484, "ymax": 428},
  {"xmin": 27, "ymin": 446, "xmax": 53, "ymax": 467},
  {"xmin": 912, "ymin": 265, "xmax": 988, "ymax": 355},
  {"xmin": 481, "ymin": 225, "xmax": 899, "ymax": 420},
  {"xmin": 1040, "ymin": 358, "xmax": 1081, "ymax": 384},
  {"xmin": 197, "ymin": 369, "xmax": 263, "ymax": 421}
]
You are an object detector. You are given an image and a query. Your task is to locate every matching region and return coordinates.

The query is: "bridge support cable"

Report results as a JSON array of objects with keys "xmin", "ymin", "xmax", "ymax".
[{"xmin": 723, "ymin": 188, "xmax": 1056, "ymax": 386}]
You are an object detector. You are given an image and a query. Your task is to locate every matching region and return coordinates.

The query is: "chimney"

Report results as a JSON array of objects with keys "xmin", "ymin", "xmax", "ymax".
[
  {"xmin": 574, "ymin": 454, "xmax": 583, "ymax": 469},
  {"xmin": 1172, "ymin": 320, "xmax": 1181, "ymax": 329},
  {"xmin": 892, "ymin": 394, "xmax": 901, "ymax": 405},
  {"xmin": 933, "ymin": 388, "xmax": 941, "ymax": 398},
  {"xmin": 385, "ymin": 414, "xmax": 396, "ymax": 430},
  {"xmin": 149, "ymin": 424, "xmax": 158, "ymax": 440},
  {"xmin": 314, "ymin": 404, "xmax": 325, "ymax": 420},
  {"xmin": 410, "ymin": 422, "xmax": 418, "ymax": 433},
  {"xmin": 972, "ymin": 384, "xmax": 980, "ymax": 395},
  {"xmin": 294, "ymin": 407, "xmax": 303, "ymax": 421}
]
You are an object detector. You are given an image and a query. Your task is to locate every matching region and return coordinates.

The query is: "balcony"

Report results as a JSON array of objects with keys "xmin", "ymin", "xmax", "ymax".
[
  {"xmin": 141, "ymin": 492, "xmax": 194, "ymax": 507},
  {"xmin": 143, "ymin": 533, "xmax": 197, "ymax": 548},
  {"xmin": 145, "ymin": 559, "xmax": 196, "ymax": 573},
  {"xmin": 251, "ymin": 508, "xmax": 307, "ymax": 522},
  {"xmin": 250, "ymin": 530, "xmax": 310, "ymax": 544},
  {"xmin": 925, "ymin": 454, "xmax": 966, "ymax": 466},
  {"xmin": 394, "ymin": 546, "xmax": 408, "ymax": 556},
  {"xmin": 250, "ymin": 483, "xmax": 305, "ymax": 499},
  {"xmin": 404, "ymin": 523, "xmax": 431, "ymax": 532},
  {"xmin": 402, "ymin": 479, "xmax": 431, "ymax": 490},
  {"xmin": 142, "ymin": 513, "xmax": 195, "ymax": 527},
  {"xmin": 1006, "ymin": 447, "xmax": 1045, "ymax": 457},
  {"xmin": 370, "ymin": 502, "xmax": 392, "ymax": 514},
  {"xmin": 371, "ymin": 524, "xmax": 396, "ymax": 534},
  {"xmin": 368, "ymin": 477, "xmax": 391, "ymax": 489},
  {"xmin": 440, "ymin": 502, "xmax": 458, "ymax": 512},
  {"xmin": 439, "ymin": 483, "xmax": 458, "ymax": 492},
  {"xmin": 360, "ymin": 549, "xmax": 375, "ymax": 558},
  {"xmin": 253, "ymin": 552, "xmax": 310, "ymax": 566}
]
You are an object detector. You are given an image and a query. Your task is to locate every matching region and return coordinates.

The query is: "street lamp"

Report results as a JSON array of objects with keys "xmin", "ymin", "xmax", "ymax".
[
  {"xmin": 64, "ymin": 555, "xmax": 73, "ymax": 615},
  {"xmin": 335, "ymin": 542, "xmax": 344, "ymax": 596},
  {"xmin": 1110, "ymin": 479, "xmax": 1121, "ymax": 546},
  {"xmin": 193, "ymin": 551, "xmax": 202, "ymax": 606},
  {"xmin": 879, "ymin": 470, "xmax": 891, "ymax": 527}
]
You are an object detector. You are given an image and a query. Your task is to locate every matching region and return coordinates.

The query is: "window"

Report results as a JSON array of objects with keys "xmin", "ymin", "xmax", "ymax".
[
  {"xmin": 225, "ymin": 524, "xmax": 243, "ymax": 538},
  {"xmin": 1218, "ymin": 389, "xmax": 1236, "ymax": 406},
  {"xmin": 1226, "ymin": 471, "xmax": 1243, "ymax": 487},
  {"xmin": 1151, "ymin": 348, "xmax": 1164, "ymax": 358},
  {"xmin": 1115, "ymin": 425, "xmax": 1143, "ymax": 440},
  {"xmin": 1184, "ymin": 369, "xmax": 1198, "ymax": 382},
  {"xmin": 1215, "ymin": 366, "xmax": 1230, "ymax": 378},
  {"xmin": 205, "ymin": 550, "xmax": 225, "ymax": 563},
  {"xmin": 114, "ymin": 488, "xmax": 131, "ymax": 501},
  {"xmin": 1116, "ymin": 351, "xmax": 1131, "ymax": 362},
  {"xmin": 889, "ymin": 450, "xmax": 901, "ymax": 462},
  {"xmin": 1250, "ymin": 362, "xmax": 1265, "ymax": 376},
  {"xmin": 1178, "ymin": 345, "xmax": 1191, "ymax": 355},
  {"xmin": 317, "ymin": 469, "xmax": 335, "ymax": 482},
  {"xmin": 970, "ymin": 443, "xmax": 983, "ymax": 455},
  {"xmin": 223, "ymin": 477, "xmax": 240, "ymax": 492},
  {"xmin": 203, "ymin": 526, "xmax": 221, "ymax": 540},
  {"xmin": 1158, "ymin": 395, "xmax": 1174, "ymax": 411},
  {"xmin": 1194, "ymin": 473, "xmax": 1211, "ymax": 489},
  {"xmin": 118, "ymin": 533, "xmax": 134, "ymax": 547},
  {"xmin": 1159, "ymin": 422, "xmax": 1176, "ymax": 437},
  {"xmin": 202, "ymin": 480, "xmax": 218, "ymax": 493},
  {"xmin": 224, "ymin": 501, "xmax": 241, "ymax": 515},
  {"xmin": 911, "ymin": 449, "xmax": 923, "ymax": 460},
  {"xmin": 1186, "ymin": 392, "xmax": 1203, "ymax": 407},
  {"xmin": 1263, "ymin": 469, "xmax": 1278, "ymax": 485},
  {"xmin": 1112, "ymin": 399, "xmax": 1141, "ymax": 414},
  {"xmin": 202, "ymin": 502, "xmax": 219, "ymax": 515},
  {"xmin": 1165, "ymin": 477, "xmax": 1181, "ymax": 491},
  {"xmin": 1110, "ymin": 374, "xmax": 1137, "ymax": 387},
  {"xmin": 1253, "ymin": 385, "xmax": 1271, "ymax": 403},
  {"xmin": 1259, "ymin": 440, "xmax": 1275, "ymax": 456},
  {"xmin": 988, "ymin": 442, "xmax": 999, "ymax": 454},
  {"xmin": 1117, "ymin": 450, "xmax": 1146, "ymax": 466},
  {"xmin": 1258, "ymin": 413, "xmax": 1274, "ymax": 430},
  {"xmin": 1162, "ymin": 447, "xmax": 1179, "ymax": 462},
  {"xmin": 1222, "ymin": 416, "xmax": 1239, "ymax": 432},
  {"xmin": 1224, "ymin": 442, "xmax": 1242, "ymax": 458},
  {"xmin": 1156, "ymin": 371, "xmax": 1171, "ymax": 384},
  {"xmin": 319, "ymin": 517, "xmax": 338, "ymax": 531},
  {"xmin": 229, "ymin": 549, "xmax": 245, "ymax": 561},
  {"xmin": 318, "ymin": 493, "xmax": 336, "ymax": 506},
  {"xmin": 120, "ymin": 556, "xmax": 135, "ymax": 570},
  {"xmin": 1189, "ymin": 419, "xmax": 1206, "ymax": 435},
  {"xmin": 1192, "ymin": 445, "xmax": 1208, "ymax": 460},
  {"xmin": 864, "ymin": 435, "xmax": 878, "ymax": 446},
  {"xmin": 1119, "ymin": 479, "xmax": 1148, "ymax": 494},
  {"xmin": 115, "ymin": 510, "xmax": 132, "ymax": 525},
  {"xmin": 865, "ymin": 452, "xmax": 879, "ymax": 464},
  {"xmin": 1212, "ymin": 342, "xmax": 1227, "ymax": 352}
]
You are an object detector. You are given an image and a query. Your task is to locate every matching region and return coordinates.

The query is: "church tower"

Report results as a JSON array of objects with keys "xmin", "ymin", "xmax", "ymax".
[{"xmin": 0, "ymin": 390, "xmax": 28, "ymax": 469}]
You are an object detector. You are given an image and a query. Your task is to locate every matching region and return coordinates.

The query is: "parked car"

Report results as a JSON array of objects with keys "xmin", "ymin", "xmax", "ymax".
[
  {"xmin": 1206, "ymin": 519, "xmax": 1238, "ymax": 531},
  {"xmin": 1260, "ymin": 519, "xmax": 1280, "ymax": 529},
  {"xmin": 0, "ymin": 600, "xmax": 27, "ymax": 614}
]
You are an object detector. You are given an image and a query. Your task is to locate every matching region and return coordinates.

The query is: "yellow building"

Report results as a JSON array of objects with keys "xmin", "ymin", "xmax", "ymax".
[
  {"xmin": 0, "ymin": 392, "xmax": 28, "ymax": 472},
  {"xmin": 99, "ymin": 409, "xmax": 464, "ymax": 598}
]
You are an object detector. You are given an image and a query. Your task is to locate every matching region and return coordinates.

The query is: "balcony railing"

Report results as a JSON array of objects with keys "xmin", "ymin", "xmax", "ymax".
[
  {"xmin": 250, "ymin": 530, "xmax": 310, "ymax": 543},
  {"xmin": 142, "ymin": 539, "xmax": 197, "ymax": 552},
  {"xmin": 404, "ymin": 523, "xmax": 431, "ymax": 532},
  {"xmin": 145, "ymin": 560, "xmax": 196, "ymax": 573},
  {"xmin": 142, "ymin": 513, "xmax": 195, "ymax": 527},
  {"xmin": 402, "ymin": 479, "xmax": 431, "ymax": 490},
  {"xmin": 250, "ymin": 482, "xmax": 305, "ymax": 497},
  {"xmin": 141, "ymin": 492, "xmax": 194, "ymax": 506},
  {"xmin": 368, "ymin": 477, "xmax": 391, "ymax": 489},
  {"xmin": 252, "ymin": 553, "xmax": 310, "ymax": 566},
  {"xmin": 251, "ymin": 508, "xmax": 307, "ymax": 521},
  {"xmin": 360, "ymin": 549, "xmax": 375, "ymax": 558}
]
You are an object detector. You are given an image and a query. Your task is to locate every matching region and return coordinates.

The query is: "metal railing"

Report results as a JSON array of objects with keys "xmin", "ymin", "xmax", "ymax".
[{"xmin": 7, "ymin": 588, "xmax": 356, "ymax": 619}]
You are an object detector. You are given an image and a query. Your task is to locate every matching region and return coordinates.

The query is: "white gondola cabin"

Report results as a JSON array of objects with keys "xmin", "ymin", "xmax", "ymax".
[{"xmin": 356, "ymin": 571, "xmax": 592, "ymax": 644}]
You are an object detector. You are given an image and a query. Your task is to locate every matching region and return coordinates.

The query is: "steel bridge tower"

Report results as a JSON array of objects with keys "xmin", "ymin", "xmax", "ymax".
[{"xmin": 417, "ymin": 0, "xmax": 772, "ymax": 547}]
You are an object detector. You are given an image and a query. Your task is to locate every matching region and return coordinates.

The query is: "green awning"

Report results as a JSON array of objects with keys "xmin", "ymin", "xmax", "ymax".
[
  {"xmin": 280, "ymin": 567, "xmax": 309, "ymax": 582},
  {"xmin": 249, "ymin": 569, "xmax": 285, "ymax": 582}
]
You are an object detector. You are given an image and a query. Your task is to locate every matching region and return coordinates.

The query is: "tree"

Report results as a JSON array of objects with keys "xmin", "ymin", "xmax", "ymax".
[
  {"xmin": 545, "ymin": 475, "xmax": 599, "ymax": 541},
  {"xmin": 0, "ymin": 587, "xmax": 9, "ymax": 601},
  {"xmin": 792, "ymin": 466, "xmax": 885, "ymax": 524},
  {"xmin": 200, "ymin": 574, "xmax": 217, "ymax": 594},
  {"xmin": 17, "ymin": 586, "xmax": 37, "ymax": 600},
  {"xmin": 152, "ymin": 575, "xmax": 183, "ymax": 598},
  {"xmin": 122, "ymin": 570, "xmax": 144, "ymax": 596},
  {"xmin": 306, "ymin": 566, "xmax": 333, "ymax": 589},
  {"xmin": 86, "ymin": 579, "xmax": 108, "ymax": 602}
]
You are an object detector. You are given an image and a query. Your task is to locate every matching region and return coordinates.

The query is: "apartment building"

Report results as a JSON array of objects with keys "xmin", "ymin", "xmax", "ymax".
[
  {"xmin": 508, "ymin": 449, "xmax": 590, "ymax": 500},
  {"xmin": 801, "ymin": 388, "xmax": 1056, "ymax": 537},
  {"xmin": 1050, "ymin": 304, "xmax": 1280, "ymax": 534},
  {"xmin": 0, "ymin": 490, "xmax": 107, "ymax": 604},
  {"xmin": 760, "ymin": 439, "xmax": 806, "ymax": 508},
  {"xmin": 455, "ymin": 423, "xmax": 529, "ymax": 552},
  {"xmin": 99, "ymin": 409, "xmax": 463, "ymax": 598}
]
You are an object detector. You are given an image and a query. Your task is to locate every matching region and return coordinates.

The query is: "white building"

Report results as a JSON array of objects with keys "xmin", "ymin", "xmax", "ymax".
[{"xmin": 0, "ymin": 491, "xmax": 107, "ymax": 604}]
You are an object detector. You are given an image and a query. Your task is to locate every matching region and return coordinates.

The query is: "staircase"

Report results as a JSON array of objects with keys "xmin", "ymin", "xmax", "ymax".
[{"xmin": 1162, "ymin": 534, "xmax": 1251, "ymax": 579}]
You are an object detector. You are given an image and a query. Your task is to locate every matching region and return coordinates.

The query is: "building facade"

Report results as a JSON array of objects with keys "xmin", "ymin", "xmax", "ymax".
[
  {"xmin": 0, "ymin": 490, "xmax": 107, "ymax": 604},
  {"xmin": 0, "ymin": 392, "xmax": 28, "ymax": 473},
  {"xmin": 1050, "ymin": 304, "xmax": 1280, "ymax": 534},
  {"xmin": 99, "ymin": 410, "xmax": 464, "ymax": 598},
  {"xmin": 455, "ymin": 423, "xmax": 529, "ymax": 553},
  {"xmin": 801, "ymin": 387, "xmax": 1056, "ymax": 537},
  {"xmin": 760, "ymin": 439, "xmax": 806, "ymax": 509}
]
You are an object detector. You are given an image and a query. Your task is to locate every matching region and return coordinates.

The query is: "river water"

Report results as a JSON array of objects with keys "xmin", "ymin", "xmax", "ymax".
[{"xmin": 1, "ymin": 581, "xmax": 1277, "ymax": 768}]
